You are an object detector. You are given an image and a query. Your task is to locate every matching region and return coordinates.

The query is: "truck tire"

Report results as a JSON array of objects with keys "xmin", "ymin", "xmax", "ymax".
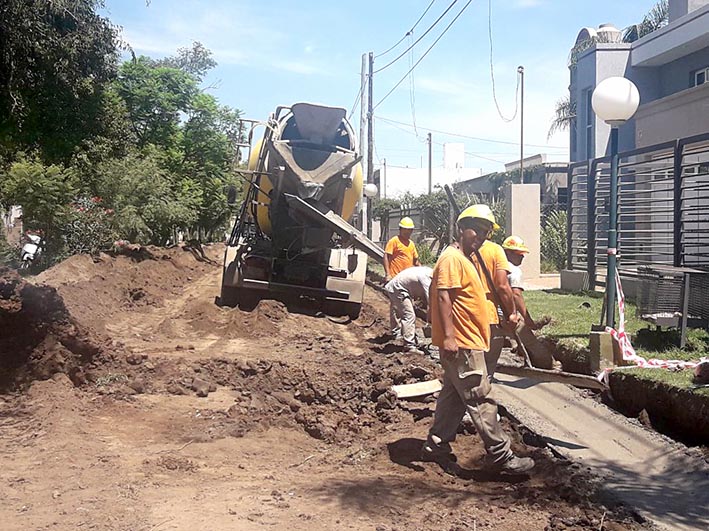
[
  {"xmin": 219, "ymin": 286, "xmax": 260, "ymax": 310},
  {"xmin": 323, "ymin": 300, "xmax": 361, "ymax": 320}
]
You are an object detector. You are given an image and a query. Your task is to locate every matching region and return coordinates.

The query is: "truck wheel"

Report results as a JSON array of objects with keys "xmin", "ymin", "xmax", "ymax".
[
  {"xmin": 219, "ymin": 286, "xmax": 260, "ymax": 310},
  {"xmin": 345, "ymin": 302, "xmax": 362, "ymax": 320},
  {"xmin": 323, "ymin": 300, "xmax": 361, "ymax": 320},
  {"xmin": 219, "ymin": 286, "xmax": 238, "ymax": 307}
]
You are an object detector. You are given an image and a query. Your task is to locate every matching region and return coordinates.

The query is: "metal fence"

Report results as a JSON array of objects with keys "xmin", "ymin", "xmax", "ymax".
[{"xmin": 567, "ymin": 132, "xmax": 709, "ymax": 289}]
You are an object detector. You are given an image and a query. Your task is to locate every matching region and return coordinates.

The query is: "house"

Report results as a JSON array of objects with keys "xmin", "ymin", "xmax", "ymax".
[
  {"xmin": 569, "ymin": 0, "xmax": 709, "ymax": 161},
  {"xmin": 376, "ymin": 143, "xmax": 482, "ymax": 198},
  {"xmin": 454, "ymin": 154, "xmax": 569, "ymax": 207}
]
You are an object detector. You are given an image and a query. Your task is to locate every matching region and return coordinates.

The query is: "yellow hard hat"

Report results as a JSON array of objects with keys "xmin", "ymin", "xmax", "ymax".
[
  {"xmin": 399, "ymin": 217, "xmax": 415, "ymax": 229},
  {"xmin": 457, "ymin": 204, "xmax": 500, "ymax": 230},
  {"xmin": 502, "ymin": 235, "xmax": 530, "ymax": 254}
]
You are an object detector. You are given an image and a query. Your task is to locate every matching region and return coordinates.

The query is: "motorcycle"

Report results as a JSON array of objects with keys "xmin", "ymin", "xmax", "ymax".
[{"xmin": 20, "ymin": 233, "xmax": 43, "ymax": 269}]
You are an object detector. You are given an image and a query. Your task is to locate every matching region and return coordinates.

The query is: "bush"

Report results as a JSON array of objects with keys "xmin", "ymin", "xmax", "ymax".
[
  {"xmin": 541, "ymin": 209, "xmax": 567, "ymax": 271},
  {"xmin": 417, "ymin": 242, "xmax": 437, "ymax": 266},
  {"xmin": 62, "ymin": 197, "xmax": 118, "ymax": 255},
  {"xmin": 0, "ymin": 156, "xmax": 77, "ymax": 258}
]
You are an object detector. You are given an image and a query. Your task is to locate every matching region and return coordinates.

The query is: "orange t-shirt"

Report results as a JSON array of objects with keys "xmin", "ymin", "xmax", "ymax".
[
  {"xmin": 430, "ymin": 246, "xmax": 491, "ymax": 351},
  {"xmin": 471, "ymin": 240, "xmax": 510, "ymax": 324},
  {"xmin": 385, "ymin": 235, "xmax": 418, "ymax": 277}
]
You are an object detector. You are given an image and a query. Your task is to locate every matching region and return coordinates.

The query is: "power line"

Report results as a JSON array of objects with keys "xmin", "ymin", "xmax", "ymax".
[
  {"xmin": 488, "ymin": 0, "xmax": 518, "ymax": 122},
  {"xmin": 407, "ymin": 33, "xmax": 420, "ymax": 137},
  {"xmin": 375, "ymin": 0, "xmax": 438, "ymax": 58},
  {"xmin": 374, "ymin": 0, "xmax": 458, "ymax": 73},
  {"xmin": 377, "ymin": 120, "xmax": 508, "ymax": 164},
  {"xmin": 374, "ymin": 0, "xmax": 474, "ymax": 111},
  {"xmin": 376, "ymin": 116, "xmax": 568, "ymax": 149},
  {"xmin": 348, "ymin": 82, "xmax": 365, "ymax": 120}
]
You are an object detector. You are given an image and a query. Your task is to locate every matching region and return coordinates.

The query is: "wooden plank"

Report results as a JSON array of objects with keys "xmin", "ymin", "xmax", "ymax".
[
  {"xmin": 391, "ymin": 379, "xmax": 442, "ymax": 399},
  {"xmin": 495, "ymin": 365, "xmax": 608, "ymax": 391}
]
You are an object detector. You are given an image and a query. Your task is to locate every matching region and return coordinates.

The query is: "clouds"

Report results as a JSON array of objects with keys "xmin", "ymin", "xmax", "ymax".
[
  {"xmin": 513, "ymin": 0, "xmax": 546, "ymax": 8},
  {"xmin": 113, "ymin": 0, "xmax": 326, "ymax": 77}
]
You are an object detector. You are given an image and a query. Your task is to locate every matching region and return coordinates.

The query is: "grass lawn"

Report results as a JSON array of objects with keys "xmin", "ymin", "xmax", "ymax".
[{"xmin": 525, "ymin": 290, "xmax": 709, "ymax": 394}]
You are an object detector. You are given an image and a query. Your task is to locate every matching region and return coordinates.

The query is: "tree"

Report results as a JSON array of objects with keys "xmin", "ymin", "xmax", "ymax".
[
  {"xmin": 94, "ymin": 149, "xmax": 199, "ymax": 244},
  {"xmin": 0, "ymin": 156, "xmax": 78, "ymax": 253},
  {"xmin": 153, "ymin": 41, "xmax": 217, "ymax": 82},
  {"xmin": 623, "ymin": 0, "xmax": 669, "ymax": 43},
  {"xmin": 548, "ymin": 95, "xmax": 577, "ymax": 139},
  {"xmin": 114, "ymin": 57, "xmax": 199, "ymax": 149},
  {"xmin": 0, "ymin": 0, "xmax": 119, "ymax": 163}
]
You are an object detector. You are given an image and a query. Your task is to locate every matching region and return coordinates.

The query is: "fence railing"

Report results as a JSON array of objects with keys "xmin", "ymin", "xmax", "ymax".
[{"xmin": 567, "ymin": 133, "xmax": 709, "ymax": 289}]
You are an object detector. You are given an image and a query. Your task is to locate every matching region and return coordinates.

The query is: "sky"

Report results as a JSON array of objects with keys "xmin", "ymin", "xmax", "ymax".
[{"xmin": 102, "ymin": 0, "xmax": 657, "ymax": 196}]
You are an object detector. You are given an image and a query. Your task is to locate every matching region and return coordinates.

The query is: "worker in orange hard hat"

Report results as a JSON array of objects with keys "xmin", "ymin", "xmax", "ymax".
[
  {"xmin": 384, "ymin": 216, "xmax": 420, "ymax": 340},
  {"xmin": 421, "ymin": 206, "xmax": 534, "ymax": 476},
  {"xmin": 485, "ymin": 235, "xmax": 554, "ymax": 375}
]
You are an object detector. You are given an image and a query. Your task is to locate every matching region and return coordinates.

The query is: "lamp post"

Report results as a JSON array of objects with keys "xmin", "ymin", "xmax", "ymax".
[{"xmin": 591, "ymin": 77, "xmax": 640, "ymax": 328}]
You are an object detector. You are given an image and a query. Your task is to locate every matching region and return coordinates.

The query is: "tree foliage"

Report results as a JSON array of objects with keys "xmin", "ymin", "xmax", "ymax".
[
  {"xmin": 623, "ymin": 0, "xmax": 669, "ymax": 43},
  {"xmin": 0, "ymin": 0, "xmax": 120, "ymax": 163},
  {"xmin": 0, "ymin": 0, "xmax": 244, "ymax": 267},
  {"xmin": 548, "ymin": 95, "xmax": 576, "ymax": 139},
  {"xmin": 0, "ymin": 156, "xmax": 78, "ymax": 254}
]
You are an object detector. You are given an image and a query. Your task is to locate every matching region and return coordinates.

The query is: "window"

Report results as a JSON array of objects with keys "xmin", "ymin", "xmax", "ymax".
[
  {"xmin": 584, "ymin": 89, "xmax": 594, "ymax": 159},
  {"xmin": 692, "ymin": 66, "xmax": 708, "ymax": 87}
]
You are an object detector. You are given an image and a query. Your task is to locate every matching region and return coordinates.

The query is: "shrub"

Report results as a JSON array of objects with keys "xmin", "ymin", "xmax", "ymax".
[
  {"xmin": 541, "ymin": 209, "xmax": 567, "ymax": 271},
  {"xmin": 62, "ymin": 197, "xmax": 118, "ymax": 255}
]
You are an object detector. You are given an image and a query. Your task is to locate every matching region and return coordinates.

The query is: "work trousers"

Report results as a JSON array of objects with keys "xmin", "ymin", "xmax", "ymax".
[
  {"xmin": 428, "ymin": 349, "xmax": 511, "ymax": 464},
  {"xmin": 486, "ymin": 321, "xmax": 554, "ymax": 377},
  {"xmin": 387, "ymin": 290, "xmax": 417, "ymax": 346}
]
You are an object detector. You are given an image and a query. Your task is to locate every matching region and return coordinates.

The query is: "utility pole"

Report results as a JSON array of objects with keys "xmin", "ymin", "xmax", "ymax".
[
  {"xmin": 518, "ymin": 65, "xmax": 525, "ymax": 183},
  {"xmin": 427, "ymin": 132, "xmax": 432, "ymax": 194},
  {"xmin": 367, "ymin": 51, "xmax": 374, "ymax": 239},
  {"xmin": 359, "ymin": 54, "xmax": 368, "ymax": 232},
  {"xmin": 382, "ymin": 158, "xmax": 387, "ymax": 199}
]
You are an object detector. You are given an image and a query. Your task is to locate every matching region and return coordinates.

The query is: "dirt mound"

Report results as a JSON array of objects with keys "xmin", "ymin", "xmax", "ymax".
[
  {"xmin": 0, "ymin": 268, "xmax": 104, "ymax": 389},
  {"xmin": 185, "ymin": 298, "xmax": 287, "ymax": 339},
  {"xmin": 34, "ymin": 244, "xmax": 221, "ymax": 334},
  {"xmin": 193, "ymin": 353, "xmax": 431, "ymax": 443}
]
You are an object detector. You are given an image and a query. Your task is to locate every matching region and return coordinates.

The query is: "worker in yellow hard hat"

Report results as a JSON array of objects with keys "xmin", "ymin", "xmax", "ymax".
[
  {"xmin": 464, "ymin": 207, "xmax": 519, "ymax": 378},
  {"xmin": 487, "ymin": 235, "xmax": 554, "ymax": 372},
  {"xmin": 384, "ymin": 216, "xmax": 420, "ymax": 340},
  {"xmin": 422, "ymin": 205, "xmax": 534, "ymax": 475}
]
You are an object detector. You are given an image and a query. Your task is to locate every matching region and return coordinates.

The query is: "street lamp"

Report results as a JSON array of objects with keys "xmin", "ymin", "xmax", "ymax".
[
  {"xmin": 591, "ymin": 77, "xmax": 640, "ymax": 328},
  {"xmin": 363, "ymin": 183, "xmax": 378, "ymax": 199}
]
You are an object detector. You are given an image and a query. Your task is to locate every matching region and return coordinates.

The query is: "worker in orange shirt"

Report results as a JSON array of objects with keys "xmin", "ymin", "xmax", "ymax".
[
  {"xmin": 421, "ymin": 205, "xmax": 534, "ymax": 475},
  {"xmin": 467, "ymin": 208, "xmax": 518, "ymax": 377},
  {"xmin": 486, "ymin": 235, "xmax": 554, "ymax": 372},
  {"xmin": 384, "ymin": 217, "xmax": 421, "ymax": 339}
]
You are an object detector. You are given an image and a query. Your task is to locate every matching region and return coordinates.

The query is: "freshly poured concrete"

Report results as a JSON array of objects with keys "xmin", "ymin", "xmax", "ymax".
[{"xmin": 494, "ymin": 374, "xmax": 709, "ymax": 531}]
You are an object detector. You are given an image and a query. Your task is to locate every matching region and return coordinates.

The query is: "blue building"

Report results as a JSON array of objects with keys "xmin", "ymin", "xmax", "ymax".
[{"xmin": 570, "ymin": 0, "xmax": 709, "ymax": 162}]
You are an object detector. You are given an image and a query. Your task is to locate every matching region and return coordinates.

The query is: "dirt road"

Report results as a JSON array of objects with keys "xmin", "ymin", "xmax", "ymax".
[{"xmin": 0, "ymin": 246, "xmax": 651, "ymax": 530}]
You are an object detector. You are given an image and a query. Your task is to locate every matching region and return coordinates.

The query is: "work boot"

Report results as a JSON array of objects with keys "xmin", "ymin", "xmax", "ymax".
[
  {"xmin": 406, "ymin": 344, "xmax": 425, "ymax": 355},
  {"xmin": 421, "ymin": 438, "xmax": 462, "ymax": 477},
  {"xmin": 486, "ymin": 454, "xmax": 535, "ymax": 474}
]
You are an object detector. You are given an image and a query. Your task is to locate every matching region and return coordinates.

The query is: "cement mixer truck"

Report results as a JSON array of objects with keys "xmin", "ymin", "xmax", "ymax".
[{"xmin": 221, "ymin": 103, "xmax": 384, "ymax": 319}]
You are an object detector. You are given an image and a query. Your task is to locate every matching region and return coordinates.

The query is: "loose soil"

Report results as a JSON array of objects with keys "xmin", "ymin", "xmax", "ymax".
[{"xmin": 1, "ymin": 245, "xmax": 651, "ymax": 530}]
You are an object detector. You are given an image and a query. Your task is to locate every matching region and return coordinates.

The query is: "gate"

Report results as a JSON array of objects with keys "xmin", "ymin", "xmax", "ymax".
[{"xmin": 567, "ymin": 133, "xmax": 709, "ymax": 289}]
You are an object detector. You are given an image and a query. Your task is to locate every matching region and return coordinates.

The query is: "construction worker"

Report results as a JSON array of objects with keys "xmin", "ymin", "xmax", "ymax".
[
  {"xmin": 384, "ymin": 217, "xmax": 420, "ymax": 338},
  {"xmin": 486, "ymin": 236, "xmax": 554, "ymax": 372},
  {"xmin": 422, "ymin": 205, "xmax": 534, "ymax": 475},
  {"xmin": 384, "ymin": 266, "xmax": 433, "ymax": 354},
  {"xmin": 384, "ymin": 217, "xmax": 420, "ymax": 280},
  {"xmin": 467, "ymin": 208, "xmax": 518, "ymax": 376}
]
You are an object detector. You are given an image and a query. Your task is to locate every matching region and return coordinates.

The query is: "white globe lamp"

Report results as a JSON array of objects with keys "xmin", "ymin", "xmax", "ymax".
[
  {"xmin": 363, "ymin": 183, "xmax": 378, "ymax": 198},
  {"xmin": 591, "ymin": 76, "xmax": 640, "ymax": 329},
  {"xmin": 591, "ymin": 77, "xmax": 640, "ymax": 126}
]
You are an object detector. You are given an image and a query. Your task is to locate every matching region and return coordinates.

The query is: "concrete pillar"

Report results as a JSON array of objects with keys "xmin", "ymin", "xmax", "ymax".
[{"xmin": 505, "ymin": 184, "xmax": 541, "ymax": 279}]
